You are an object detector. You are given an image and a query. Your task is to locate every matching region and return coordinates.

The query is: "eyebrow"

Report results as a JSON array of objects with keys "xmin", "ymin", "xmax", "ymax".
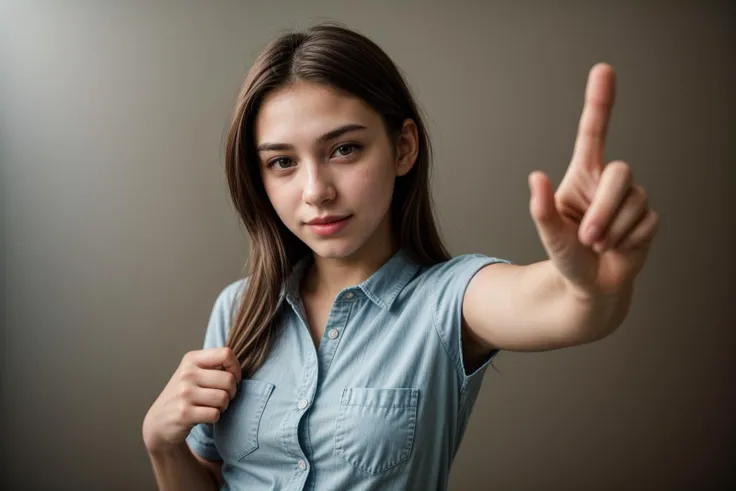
[{"xmin": 256, "ymin": 123, "xmax": 368, "ymax": 152}]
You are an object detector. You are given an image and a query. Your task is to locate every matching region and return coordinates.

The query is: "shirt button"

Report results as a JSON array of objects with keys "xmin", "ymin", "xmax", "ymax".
[
  {"xmin": 297, "ymin": 460, "xmax": 307, "ymax": 471},
  {"xmin": 345, "ymin": 291, "xmax": 354, "ymax": 299},
  {"xmin": 297, "ymin": 398, "xmax": 308, "ymax": 410},
  {"xmin": 327, "ymin": 329, "xmax": 339, "ymax": 340}
]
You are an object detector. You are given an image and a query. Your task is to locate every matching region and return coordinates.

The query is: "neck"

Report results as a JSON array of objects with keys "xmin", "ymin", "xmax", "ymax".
[{"xmin": 303, "ymin": 216, "xmax": 397, "ymax": 300}]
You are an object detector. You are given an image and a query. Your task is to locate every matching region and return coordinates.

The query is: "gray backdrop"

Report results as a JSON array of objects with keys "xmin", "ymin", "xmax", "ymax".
[{"xmin": 1, "ymin": 1, "xmax": 734, "ymax": 490}]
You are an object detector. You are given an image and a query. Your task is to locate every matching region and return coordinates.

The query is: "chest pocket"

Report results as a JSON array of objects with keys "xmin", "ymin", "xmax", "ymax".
[
  {"xmin": 214, "ymin": 379, "xmax": 274, "ymax": 461},
  {"xmin": 334, "ymin": 387, "xmax": 419, "ymax": 475}
]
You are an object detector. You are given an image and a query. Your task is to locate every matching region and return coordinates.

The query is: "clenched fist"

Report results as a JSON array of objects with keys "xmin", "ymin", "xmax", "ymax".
[{"xmin": 142, "ymin": 347, "xmax": 242, "ymax": 453}]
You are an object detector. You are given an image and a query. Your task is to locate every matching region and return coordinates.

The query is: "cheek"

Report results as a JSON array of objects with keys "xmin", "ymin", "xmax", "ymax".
[
  {"xmin": 263, "ymin": 180, "xmax": 299, "ymax": 223},
  {"xmin": 347, "ymin": 164, "xmax": 395, "ymax": 210}
]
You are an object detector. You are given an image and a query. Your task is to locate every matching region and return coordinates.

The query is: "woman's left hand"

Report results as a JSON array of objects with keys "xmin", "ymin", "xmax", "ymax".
[{"xmin": 528, "ymin": 63, "xmax": 659, "ymax": 299}]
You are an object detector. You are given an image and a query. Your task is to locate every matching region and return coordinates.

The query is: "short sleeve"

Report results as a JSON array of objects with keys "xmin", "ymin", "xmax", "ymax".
[
  {"xmin": 185, "ymin": 279, "xmax": 247, "ymax": 461},
  {"xmin": 430, "ymin": 254, "xmax": 512, "ymax": 385}
]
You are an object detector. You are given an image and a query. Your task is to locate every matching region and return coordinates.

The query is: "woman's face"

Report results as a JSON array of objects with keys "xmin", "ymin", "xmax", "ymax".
[{"xmin": 254, "ymin": 82, "xmax": 416, "ymax": 261}]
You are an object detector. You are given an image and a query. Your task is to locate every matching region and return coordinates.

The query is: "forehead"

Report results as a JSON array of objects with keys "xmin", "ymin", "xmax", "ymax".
[{"xmin": 254, "ymin": 82, "xmax": 381, "ymax": 144}]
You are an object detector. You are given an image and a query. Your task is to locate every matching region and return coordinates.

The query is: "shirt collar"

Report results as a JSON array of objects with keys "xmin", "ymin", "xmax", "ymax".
[{"xmin": 281, "ymin": 248, "xmax": 420, "ymax": 311}]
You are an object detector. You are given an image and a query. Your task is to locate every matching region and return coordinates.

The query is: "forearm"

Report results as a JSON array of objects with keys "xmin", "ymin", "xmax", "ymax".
[
  {"xmin": 147, "ymin": 442, "xmax": 219, "ymax": 491},
  {"xmin": 467, "ymin": 260, "xmax": 632, "ymax": 351},
  {"xmin": 512, "ymin": 260, "xmax": 632, "ymax": 347}
]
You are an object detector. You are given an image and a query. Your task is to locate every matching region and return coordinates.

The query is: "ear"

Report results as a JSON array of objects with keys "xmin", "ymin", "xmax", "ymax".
[{"xmin": 395, "ymin": 119, "xmax": 419, "ymax": 177}]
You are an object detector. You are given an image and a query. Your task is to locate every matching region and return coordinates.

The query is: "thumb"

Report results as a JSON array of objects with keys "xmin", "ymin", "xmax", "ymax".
[
  {"xmin": 529, "ymin": 171, "xmax": 598, "ymax": 289},
  {"xmin": 528, "ymin": 171, "xmax": 578, "ymax": 260}
]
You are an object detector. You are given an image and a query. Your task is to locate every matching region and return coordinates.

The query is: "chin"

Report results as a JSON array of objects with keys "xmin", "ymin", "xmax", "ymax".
[
  {"xmin": 297, "ymin": 228, "xmax": 374, "ymax": 261},
  {"xmin": 307, "ymin": 240, "xmax": 364, "ymax": 260}
]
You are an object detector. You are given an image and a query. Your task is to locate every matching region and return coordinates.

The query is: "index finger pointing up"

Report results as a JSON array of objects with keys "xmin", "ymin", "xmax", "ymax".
[{"xmin": 570, "ymin": 63, "xmax": 616, "ymax": 176}]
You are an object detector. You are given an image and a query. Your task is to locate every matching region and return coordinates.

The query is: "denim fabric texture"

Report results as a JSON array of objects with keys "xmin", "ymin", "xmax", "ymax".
[{"xmin": 186, "ymin": 249, "xmax": 509, "ymax": 490}]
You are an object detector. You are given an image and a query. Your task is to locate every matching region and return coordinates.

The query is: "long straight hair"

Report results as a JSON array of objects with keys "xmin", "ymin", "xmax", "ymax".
[{"xmin": 225, "ymin": 23, "xmax": 450, "ymax": 376}]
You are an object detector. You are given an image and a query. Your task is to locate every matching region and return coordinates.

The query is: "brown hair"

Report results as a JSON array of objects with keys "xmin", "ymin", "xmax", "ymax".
[{"xmin": 224, "ymin": 22, "xmax": 450, "ymax": 376}]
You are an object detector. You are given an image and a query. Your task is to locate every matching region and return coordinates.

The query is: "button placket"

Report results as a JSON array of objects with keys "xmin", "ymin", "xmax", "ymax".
[
  {"xmin": 282, "ymin": 303, "xmax": 319, "ymax": 465},
  {"xmin": 317, "ymin": 298, "xmax": 354, "ymax": 375}
]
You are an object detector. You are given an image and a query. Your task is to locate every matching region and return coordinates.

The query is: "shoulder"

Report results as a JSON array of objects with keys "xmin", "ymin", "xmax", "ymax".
[
  {"xmin": 421, "ymin": 254, "xmax": 512, "ymax": 292},
  {"xmin": 414, "ymin": 254, "xmax": 511, "ymax": 379},
  {"xmin": 418, "ymin": 254, "xmax": 512, "ymax": 325},
  {"xmin": 213, "ymin": 277, "xmax": 249, "ymax": 312}
]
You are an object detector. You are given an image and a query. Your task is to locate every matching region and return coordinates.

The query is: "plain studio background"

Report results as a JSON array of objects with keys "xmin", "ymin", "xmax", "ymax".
[{"xmin": 1, "ymin": 1, "xmax": 734, "ymax": 490}]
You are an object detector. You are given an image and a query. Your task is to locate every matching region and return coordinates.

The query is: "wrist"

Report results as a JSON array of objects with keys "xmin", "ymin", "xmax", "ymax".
[
  {"xmin": 142, "ymin": 418, "xmax": 183, "ymax": 456},
  {"xmin": 146, "ymin": 439, "xmax": 188, "ymax": 457},
  {"xmin": 564, "ymin": 278, "xmax": 634, "ymax": 342}
]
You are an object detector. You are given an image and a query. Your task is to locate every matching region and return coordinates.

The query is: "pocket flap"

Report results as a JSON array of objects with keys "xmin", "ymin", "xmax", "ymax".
[{"xmin": 341, "ymin": 387, "xmax": 418, "ymax": 408}]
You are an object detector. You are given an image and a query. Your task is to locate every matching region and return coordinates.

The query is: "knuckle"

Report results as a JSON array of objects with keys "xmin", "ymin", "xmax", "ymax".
[
  {"xmin": 177, "ymin": 384, "xmax": 193, "ymax": 400},
  {"xmin": 219, "ymin": 347, "xmax": 234, "ymax": 359},
  {"xmin": 179, "ymin": 367, "xmax": 195, "ymax": 382},
  {"xmin": 176, "ymin": 403, "xmax": 190, "ymax": 422}
]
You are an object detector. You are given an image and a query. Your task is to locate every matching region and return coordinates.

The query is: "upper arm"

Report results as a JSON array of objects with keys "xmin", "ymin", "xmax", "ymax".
[
  {"xmin": 461, "ymin": 262, "xmax": 520, "ymax": 352},
  {"xmin": 191, "ymin": 448, "xmax": 224, "ymax": 488}
]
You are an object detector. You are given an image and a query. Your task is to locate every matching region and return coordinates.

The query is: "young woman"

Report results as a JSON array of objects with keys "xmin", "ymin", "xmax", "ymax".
[{"xmin": 142, "ymin": 23, "xmax": 658, "ymax": 490}]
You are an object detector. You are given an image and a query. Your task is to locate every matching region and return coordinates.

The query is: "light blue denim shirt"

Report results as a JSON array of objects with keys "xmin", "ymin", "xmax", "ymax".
[{"xmin": 186, "ymin": 249, "xmax": 509, "ymax": 490}]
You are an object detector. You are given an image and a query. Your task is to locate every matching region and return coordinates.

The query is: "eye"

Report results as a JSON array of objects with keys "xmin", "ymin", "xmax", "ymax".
[
  {"xmin": 268, "ymin": 157, "xmax": 294, "ymax": 169},
  {"xmin": 332, "ymin": 143, "xmax": 361, "ymax": 158}
]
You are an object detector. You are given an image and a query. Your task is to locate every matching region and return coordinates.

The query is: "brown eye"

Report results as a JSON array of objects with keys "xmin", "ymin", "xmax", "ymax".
[
  {"xmin": 332, "ymin": 144, "xmax": 361, "ymax": 158},
  {"xmin": 269, "ymin": 157, "xmax": 293, "ymax": 169}
]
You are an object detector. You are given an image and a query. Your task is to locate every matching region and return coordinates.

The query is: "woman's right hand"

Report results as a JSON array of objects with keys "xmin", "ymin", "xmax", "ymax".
[{"xmin": 142, "ymin": 347, "xmax": 242, "ymax": 454}]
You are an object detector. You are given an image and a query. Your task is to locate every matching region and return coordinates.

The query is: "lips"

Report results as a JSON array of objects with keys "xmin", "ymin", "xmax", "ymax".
[
  {"xmin": 305, "ymin": 215, "xmax": 352, "ymax": 236},
  {"xmin": 306, "ymin": 215, "xmax": 350, "ymax": 225}
]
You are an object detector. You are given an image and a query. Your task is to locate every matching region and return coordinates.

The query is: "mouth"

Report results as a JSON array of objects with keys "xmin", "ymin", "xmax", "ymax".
[
  {"xmin": 305, "ymin": 215, "xmax": 352, "ymax": 236},
  {"xmin": 306, "ymin": 215, "xmax": 350, "ymax": 225}
]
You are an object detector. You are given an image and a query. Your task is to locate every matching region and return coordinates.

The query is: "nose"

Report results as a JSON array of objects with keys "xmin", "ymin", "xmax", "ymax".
[{"xmin": 302, "ymin": 162, "xmax": 336, "ymax": 206}]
